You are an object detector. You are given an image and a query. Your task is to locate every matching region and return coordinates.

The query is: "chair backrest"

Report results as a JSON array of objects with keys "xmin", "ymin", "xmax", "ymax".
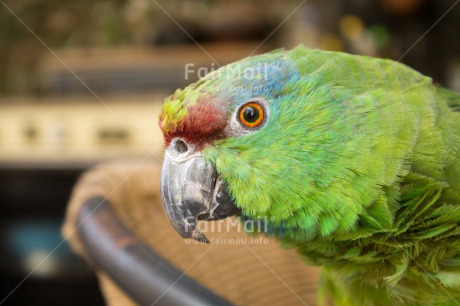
[{"xmin": 63, "ymin": 159, "xmax": 320, "ymax": 306}]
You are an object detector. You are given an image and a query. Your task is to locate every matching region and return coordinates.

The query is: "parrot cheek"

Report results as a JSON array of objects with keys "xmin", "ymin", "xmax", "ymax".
[{"xmin": 160, "ymin": 138, "xmax": 241, "ymax": 243}]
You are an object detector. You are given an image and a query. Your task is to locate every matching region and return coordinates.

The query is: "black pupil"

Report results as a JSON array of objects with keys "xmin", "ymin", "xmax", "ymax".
[{"xmin": 243, "ymin": 106, "xmax": 259, "ymax": 123}]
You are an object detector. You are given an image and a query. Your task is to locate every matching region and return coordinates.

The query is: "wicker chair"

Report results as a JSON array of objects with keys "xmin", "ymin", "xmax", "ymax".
[{"xmin": 62, "ymin": 158, "xmax": 319, "ymax": 306}]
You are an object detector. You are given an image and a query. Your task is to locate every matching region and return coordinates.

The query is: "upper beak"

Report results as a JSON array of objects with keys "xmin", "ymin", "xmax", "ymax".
[{"xmin": 160, "ymin": 139, "xmax": 241, "ymax": 243}]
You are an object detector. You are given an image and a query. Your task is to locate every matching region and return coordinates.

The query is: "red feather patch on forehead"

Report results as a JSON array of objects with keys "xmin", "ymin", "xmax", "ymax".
[{"xmin": 162, "ymin": 100, "xmax": 227, "ymax": 150}]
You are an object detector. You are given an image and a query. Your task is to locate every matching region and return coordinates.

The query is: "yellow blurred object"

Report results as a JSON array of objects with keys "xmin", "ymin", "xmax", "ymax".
[{"xmin": 339, "ymin": 15, "xmax": 365, "ymax": 41}]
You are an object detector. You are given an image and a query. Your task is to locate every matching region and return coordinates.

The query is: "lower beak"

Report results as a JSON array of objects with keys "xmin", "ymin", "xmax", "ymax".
[{"xmin": 160, "ymin": 153, "xmax": 240, "ymax": 243}]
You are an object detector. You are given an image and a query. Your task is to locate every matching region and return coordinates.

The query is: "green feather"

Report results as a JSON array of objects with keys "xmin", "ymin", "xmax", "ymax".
[{"xmin": 161, "ymin": 45, "xmax": 460, "ymax": 305}]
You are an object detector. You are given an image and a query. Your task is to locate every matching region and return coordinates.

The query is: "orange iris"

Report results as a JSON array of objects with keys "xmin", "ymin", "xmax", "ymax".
[{"xmin": 238, "ymin": 102, "xmax": 264, "ymax": 128}]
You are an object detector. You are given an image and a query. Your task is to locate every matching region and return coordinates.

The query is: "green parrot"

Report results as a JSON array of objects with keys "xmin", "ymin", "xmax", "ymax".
[{"xmin": 159, "ymin": 45, "xmax": 460, "ymax": 306}]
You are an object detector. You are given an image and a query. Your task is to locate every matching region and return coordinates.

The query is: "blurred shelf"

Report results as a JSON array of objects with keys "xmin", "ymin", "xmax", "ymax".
[
  {"xmin": 0, "ymin": 95, "xmax": 165, "ymax": 165},
  {"xmin": 39, "ymin": 42, "xmax": 268, "ymax": 95}
]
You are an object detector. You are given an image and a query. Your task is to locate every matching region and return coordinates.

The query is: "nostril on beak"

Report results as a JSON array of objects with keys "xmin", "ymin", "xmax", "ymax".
[{"xmin": 173, "ymin": 139, "xmax": 188, "ymax": 154}]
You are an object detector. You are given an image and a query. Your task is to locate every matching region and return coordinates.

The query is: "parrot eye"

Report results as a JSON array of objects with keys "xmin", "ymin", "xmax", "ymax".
[
  {"xmin": 227, "ymin": 98, "xmax": 269, "ymax": 136},
  {"xmin": 237, "ymin": 101, "xmax": 265, "ymax": 129}
]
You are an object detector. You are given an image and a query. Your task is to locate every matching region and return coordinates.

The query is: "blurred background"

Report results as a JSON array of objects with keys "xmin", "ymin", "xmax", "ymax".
[{"xmin": 0, "ymin": 0, "xmax": 459, "ymax": 305}]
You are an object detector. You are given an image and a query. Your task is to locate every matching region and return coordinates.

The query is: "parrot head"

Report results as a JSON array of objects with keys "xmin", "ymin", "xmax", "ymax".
[{"xmin": 159, "ymin": 46, "xmax": 384, "ymax": 243}]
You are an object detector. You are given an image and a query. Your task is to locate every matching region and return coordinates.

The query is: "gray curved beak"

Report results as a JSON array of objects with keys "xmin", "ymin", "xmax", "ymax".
[{"xmin": 160, "ymin": 145, "xmax": 240, "ymax": 243}]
